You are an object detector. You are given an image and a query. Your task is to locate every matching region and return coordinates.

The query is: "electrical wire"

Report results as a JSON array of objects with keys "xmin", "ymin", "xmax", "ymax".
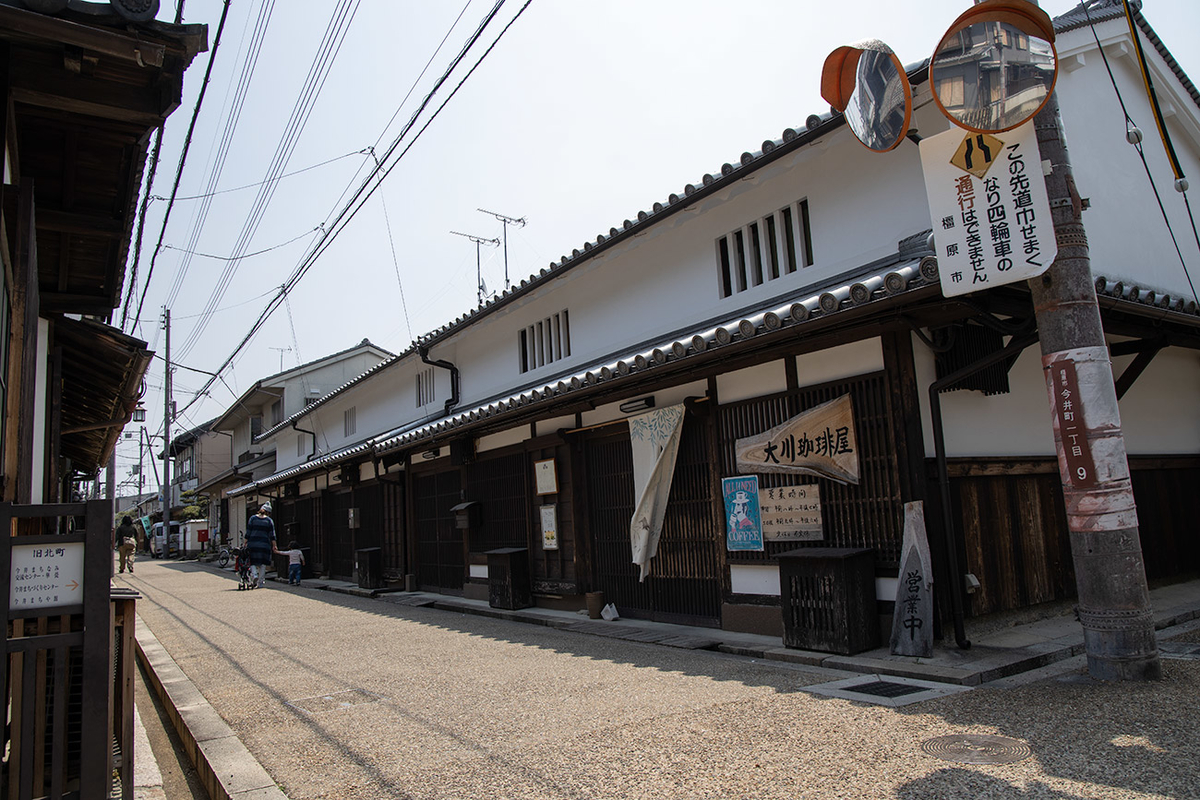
[
  {"xmin": 153, "ymin": 149, "xmax": 368, "ymax": 202},
  {"xmin": 322, "ymin": 0, "xmax": 475, "ymax": 221},
  {"xmin": 1083, "ymin": 1, "xmax": 1198, "ymax": 305},
  {"xmin": 174, "ymin": 0, "xmax": 532, "ymax": 421},
  {"xmin": 162, "ymin": 226, "xmax": 321, "ymax": 262},
  {"xmin": 176, "ymin": 0, "xmax": 362, "ymax": 361},
  {"xmin": 368, "ymin": 148, "xmax": 413, "ymax": 343},
  {"xmin": 130, "ymin": 0, "xmax": 234, "ymax": 335},
  {"xmin": 151, "ymin": 0, "xmax": 281, "ymax": 345}
]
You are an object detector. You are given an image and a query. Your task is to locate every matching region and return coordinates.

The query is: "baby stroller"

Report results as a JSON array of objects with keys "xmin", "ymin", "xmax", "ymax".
[{"xmin": 233, "ymin": 546, "xmax": 253, "ymax": 591}]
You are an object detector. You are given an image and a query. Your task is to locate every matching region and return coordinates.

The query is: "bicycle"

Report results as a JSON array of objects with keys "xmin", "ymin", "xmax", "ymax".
[{"xmin": 216, "ymin": 536, "xmax": 241, "ymax": 568}]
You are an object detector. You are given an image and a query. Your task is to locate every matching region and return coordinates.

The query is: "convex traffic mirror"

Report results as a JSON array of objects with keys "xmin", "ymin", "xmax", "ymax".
[
  {"xmin": 821, "ymin": 40, "xmax": 913, "ymax": 153},
  {"xmin": 930, "ymin": 0, "xmax": 1058, "ymax": 133}
]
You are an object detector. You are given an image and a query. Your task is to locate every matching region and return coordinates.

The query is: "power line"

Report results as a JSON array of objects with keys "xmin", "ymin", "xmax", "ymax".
[
  {"xmin": 152, "ymin": 0, "xmax": 281, "ymax": 343},
  {"xmin": 162, "ymin": 225, "xmax": 321, "ymax": 262},
  {"xmin": 129, "ymin": 0, "xmax": 235, "ymax": 334},
  {"xmin": 175, "ymin": 0, "xmax": 533, "ymax": 422},
  {"xmin": 176, "ymin": 0, "xmax": 363, "ymax": 361},
  {"xmin": 1084, "ymin": 3, "xmax": 1198, "ymax": 305},
  {"xmin": 153, "ymin": 149, "xmax": 368, "ymax": 202}
]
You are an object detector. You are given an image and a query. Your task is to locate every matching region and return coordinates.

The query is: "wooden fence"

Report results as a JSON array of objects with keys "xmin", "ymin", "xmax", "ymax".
[{"xmin": 2, "ymin": 500, "xmax": 137, "ymax": 800}]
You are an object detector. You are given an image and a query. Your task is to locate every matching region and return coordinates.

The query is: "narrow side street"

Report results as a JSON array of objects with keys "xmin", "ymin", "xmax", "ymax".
[{"xmin": 120, "ymin": 560, "xmax": 1199, "ymax": 800}]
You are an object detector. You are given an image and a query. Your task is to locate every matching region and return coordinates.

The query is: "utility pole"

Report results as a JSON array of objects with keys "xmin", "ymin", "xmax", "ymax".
[
  {"xmin": 1028, "ymin": 92, "xmax": 1160, "ymax": 680},
  {"xmin": 478, "ymin": 208, "xmax": 526, "ymax": 291},
  {"xmin": 162, "ymin": 308, "xmax": 172, "ymax": 538},
  {"xmin": 450, "ymin": 230, "xmax": 499, "ymax": 305}
]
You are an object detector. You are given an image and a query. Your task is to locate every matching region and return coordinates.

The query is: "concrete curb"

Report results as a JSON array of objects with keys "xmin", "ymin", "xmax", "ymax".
[{"xmin": 134, "ymin": 616, "xmax": 287, "ymax": 800}]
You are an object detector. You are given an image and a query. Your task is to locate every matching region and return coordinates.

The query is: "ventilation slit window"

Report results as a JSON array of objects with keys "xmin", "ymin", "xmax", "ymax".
[
  {"xmin": 748, "ymin": 222, "xmax": 764, "ymax": 286},
  {"xmin": 718, "ymin": 198, "xmax": 812, "ymax": 296},
  {"xmin": 733, "ymin": 229, "xmax": 748, "ymax": 292},
  {"xmin": 518, "ymin": 310, "xmax": 571, "ymax": 373},
  {"xmin": 765, "ymin": 215, "xmax": 780, "ymax": 280},
  {"xmin": 799, "ymin": 198, "xmax": 814, "ymax": 267},
  {"xmin": 718, "ymin": 237, "xmax": 733, "ymax": 298},
  {"xmin": 782, "ymin": 206, "xmax": 798, "ymax": 274}
]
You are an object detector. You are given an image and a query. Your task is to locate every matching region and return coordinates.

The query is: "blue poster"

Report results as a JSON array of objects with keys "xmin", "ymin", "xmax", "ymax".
[{"xmin": 722, "ymin": 476, "xmax": 763, "ymax": 552}]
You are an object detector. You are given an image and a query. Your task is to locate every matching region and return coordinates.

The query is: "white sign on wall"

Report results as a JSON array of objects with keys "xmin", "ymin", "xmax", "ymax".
[
  {"xmin": 760, "ymin": 485, "xmax": 823, "ymax": 541},
  {"xmin": 540, "ymin": 504, "xmax": 559, "ymax": 550},
  {"xmin": 920, "ymin": 120, "xmax": 1056, "ymax": 297},
  {"xmin": 10, "ymin": 543, "xmax": 85, "ymax": 610}
]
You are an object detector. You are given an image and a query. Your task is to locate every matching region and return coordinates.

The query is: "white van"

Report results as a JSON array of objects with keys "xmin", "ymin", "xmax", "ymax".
[{"xmin": 150, "ymin": 521, "xmax": 182, "ymax": 558}]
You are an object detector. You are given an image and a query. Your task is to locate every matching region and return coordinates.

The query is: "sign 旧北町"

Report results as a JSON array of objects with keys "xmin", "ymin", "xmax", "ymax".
[{"xmin": 734, "ymin": 394, "xmax": 860, "ymax": 485}]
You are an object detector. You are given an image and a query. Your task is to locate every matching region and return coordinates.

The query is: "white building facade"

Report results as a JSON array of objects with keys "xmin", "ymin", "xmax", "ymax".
[{"xmin": 233, "ymin": 1, "xmax": 1200, "ymax": 639}]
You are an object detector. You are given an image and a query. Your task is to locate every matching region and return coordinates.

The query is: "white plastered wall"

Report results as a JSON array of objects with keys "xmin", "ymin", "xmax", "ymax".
[{"xmin": 914, "ymin": 331, "xmax": 1200, "ymax": 458}]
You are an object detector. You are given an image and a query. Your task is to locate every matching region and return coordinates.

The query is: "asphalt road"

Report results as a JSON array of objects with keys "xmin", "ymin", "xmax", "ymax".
[{"xmin": 120, "ymin": 559, "xmax": 1200, "ymax": 800}]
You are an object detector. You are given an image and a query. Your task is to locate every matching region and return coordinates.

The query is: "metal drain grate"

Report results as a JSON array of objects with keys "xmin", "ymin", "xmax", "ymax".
[
  {"xmin": 845, "ymin": 680, "xmax": 927, "ymax": 699},
  {"xmin": 1159, "ymin": 641, "xmax": 1200, "ymax": 660},
  {"xmin": 921, "ymin": 734, "xmax": 1033, "ymax": 765},
  {"xmin": 805, "ymin": 673, "xmax": 972, "ymax": 707},
  {"xmin": 287, "ymin": 689, "xmax": 380, "ymax": 715}
]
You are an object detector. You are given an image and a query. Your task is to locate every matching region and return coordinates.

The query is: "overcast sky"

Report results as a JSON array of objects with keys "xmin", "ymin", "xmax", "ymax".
[{"xmin": 115, "ymin": 0, "xmax": 1200, "ymax": 488}]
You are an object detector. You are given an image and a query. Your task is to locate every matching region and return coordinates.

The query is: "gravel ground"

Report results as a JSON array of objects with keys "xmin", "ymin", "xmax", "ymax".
[{"xmin": 122, "ymin": 560, "xmax": 1199, "ymax": 800}]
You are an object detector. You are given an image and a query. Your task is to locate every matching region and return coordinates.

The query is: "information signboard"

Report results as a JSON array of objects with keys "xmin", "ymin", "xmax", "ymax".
[
  {"xmin": 920, "ymin": 120, "xmax": 1056, "ymax": 297},
  {"xmin": 760, "ymin": 485, "xmax": 823, "ymax": 541},
  {"xmin": 10, "ymin": 543, "xmax": 85, "ymax": 610}
]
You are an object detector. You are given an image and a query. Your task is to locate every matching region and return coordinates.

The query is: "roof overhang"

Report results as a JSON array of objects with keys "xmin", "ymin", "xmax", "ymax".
[
  {"xmin": 56, "ymin": 315, "xmax": 151, "ymax": 474},
  {"xmin": 0, "ymin": 3, "xmax": 206, "ymax": 319}
]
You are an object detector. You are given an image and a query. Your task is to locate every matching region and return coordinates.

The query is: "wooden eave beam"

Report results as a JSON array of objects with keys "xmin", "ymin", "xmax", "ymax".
[
  {"xmin": 39, "ymin": 291, "xmax": 112, "ymax": 317},
  {"xmin": 1109, "ymin": 337, "xmax": 1167, "ymax": 357},
  {"xmin": 10, "ymin": 82, "xmax": 167, "ymax": 130},
  {"xmin": 37, "ymin": 208, "xmax": 124, "ymax": 237},
  {"xmin": 0, "ymin": 6, "xmax": 165, "ymax": 67},
  {"xmin": 1115, "ymin": 346, "xmax": 1161, "ymax": 401}
]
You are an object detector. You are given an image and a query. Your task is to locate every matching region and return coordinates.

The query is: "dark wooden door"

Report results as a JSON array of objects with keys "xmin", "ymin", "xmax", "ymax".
[
  {"xmin": 325, "ymin": 490, "xmax": 355, "ymax": 580},
  {"xmin": 586, "ymin": 417, "xmax": 722, "ymax": 627},
  {"xmin": 465, "ymin": 453, "xmax": 528, "ymax": 552},
  {"xmin": 414, "ymin": 469, "xmax": 463, "ymax": 591}
]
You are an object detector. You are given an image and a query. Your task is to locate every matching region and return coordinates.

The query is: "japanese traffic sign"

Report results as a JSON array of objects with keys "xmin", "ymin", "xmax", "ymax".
[{"xmin": 920, "ymin": 120, "xmax": 1057, "ymax": 297}]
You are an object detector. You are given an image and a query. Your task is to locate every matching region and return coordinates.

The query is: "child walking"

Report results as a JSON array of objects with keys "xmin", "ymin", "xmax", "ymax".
[{"xmin": 282, "ymin": 540, "xmax": 305, "ymax": 586}]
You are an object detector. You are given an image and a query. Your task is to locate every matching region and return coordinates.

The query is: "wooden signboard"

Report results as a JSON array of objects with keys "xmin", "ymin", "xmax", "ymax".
[
  {"xmin": 735, "ymin": 394, "xmax": 860, "ymax": 484},
  {"xmin": 760, "ymin": 485, "xmax": 823, "ymax": 541}
]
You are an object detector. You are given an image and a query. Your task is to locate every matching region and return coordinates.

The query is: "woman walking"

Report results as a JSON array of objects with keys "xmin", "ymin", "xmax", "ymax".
[{"xmin": 245, "ymin": 503, "xmax": 280, "ymax": 588}]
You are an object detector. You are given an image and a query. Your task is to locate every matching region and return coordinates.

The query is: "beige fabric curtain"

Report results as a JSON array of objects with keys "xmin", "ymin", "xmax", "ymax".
[{"xmin": 628, "ymin": 404, "xmax": 686, "ymax": 581}]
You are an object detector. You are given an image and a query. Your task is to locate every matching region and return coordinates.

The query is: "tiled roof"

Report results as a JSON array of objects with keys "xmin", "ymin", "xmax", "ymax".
[
  {"xmin": 227, "ymin": 252, "xmax": 942, "ymax": 495},
  {"xmin": 227, "ymin": 263, "xmax": 1200, "ymax": 499}
]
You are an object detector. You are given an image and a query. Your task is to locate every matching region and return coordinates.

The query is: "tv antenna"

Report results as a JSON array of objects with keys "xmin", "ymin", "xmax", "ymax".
[
  {"xmin": 478, "ymin": 208, "xmax": 526, "ymax": 290},
  {"xmin": 269, "ymin": 346, "xmax": 292, "ymax": 372},
  {"xmin": 450, "ymin": 231, "xmax": 499, "ymax": 306}
]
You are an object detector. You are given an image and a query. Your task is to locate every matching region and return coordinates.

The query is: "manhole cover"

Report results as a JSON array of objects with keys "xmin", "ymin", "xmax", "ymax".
[
  {"xmin": 287, "ymin": 689, "xmax": 379, "ymax": 715},
  {"xmin": 921, "ymin": 734, "xmax": 1033, "ymax": 765}
]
